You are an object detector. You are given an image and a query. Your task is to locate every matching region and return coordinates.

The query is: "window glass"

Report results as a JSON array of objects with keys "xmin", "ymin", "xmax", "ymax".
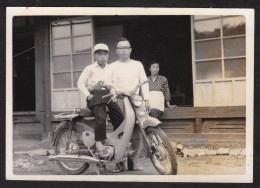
[
  {"xmin": 72, "ymin": 36, "xmax": 92, "ymax": 53},
  {"xmin": 194, "ymin": 19, "xmax": 220, "ymax": 39},
  {"xmin": 72, "ymin": 22, "xmax": 92, "ymax": 36},
  {"xmin": 223, "ymin": 16, "xmax": 245, "ymax": 36},
  {"xmin": 72, "ymin": 53, "xmax": 92, "ymax": 71},
  {"xmin": 52, "ymin": 25, "xmax": 70, "ymax": 38},
  {"xmin": 195, "ymin": 39, "xmax": 221, "ymax": 59},
  {"xmin": 223, "ymin": 37, "xmax": 245, "ymax": 57},
  {"xmin": 53, "ymin": 73, "xmax": 71, "ymax": 88},
  {"xmin": 196, "ymin": 60, "xmax": 222, "ymax": 80},
  {"xmin": 73, "ymin": 72, "xmax": 82, "ymax": 87},
  {"xmin": 224, "ymin": 58, "xmax": 246, "ymax": 78},
  {"xmin": 52, "ymin": 56, "xmax": 71, "ymax": 72},
  {"xmin": 53, "ymin": 39, "xmax": 71, "ymax": 56}
]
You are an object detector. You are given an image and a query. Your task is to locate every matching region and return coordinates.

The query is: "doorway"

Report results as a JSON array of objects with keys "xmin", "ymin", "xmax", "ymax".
[
  {"xmin": 13, "ymin": 17, "xmax": 36, "ymax": 111},
  {"xmin": 125, "ymin": 16, "xmax": 193, "ymax": 106}
]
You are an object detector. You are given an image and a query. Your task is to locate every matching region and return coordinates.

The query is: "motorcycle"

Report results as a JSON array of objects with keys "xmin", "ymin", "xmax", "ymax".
[{"xmin": 48, "ymin": 81, "xmax": 178, "ymax": 175}]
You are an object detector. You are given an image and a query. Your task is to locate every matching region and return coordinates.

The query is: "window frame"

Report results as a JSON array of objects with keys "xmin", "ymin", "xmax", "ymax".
[
  {"xmin": 50, "ymin": 17, "xmax": 94, "ymax": 92},
  {"xmin": 191, "ymin": 15, "xmax": 246, "ymax": 107},
  {"xmin": 192, "ymin": 15, "xmax": 246, "ymax": 82}
]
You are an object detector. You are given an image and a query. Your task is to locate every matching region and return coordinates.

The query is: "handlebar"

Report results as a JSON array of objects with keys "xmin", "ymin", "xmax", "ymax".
[
  {"xmin": 102, "ymin": 93, "xmax": 114, "ymax": 99},
  {"xmin": 101, "ymin": 80, "xmax": 149, "ymax": 99}
]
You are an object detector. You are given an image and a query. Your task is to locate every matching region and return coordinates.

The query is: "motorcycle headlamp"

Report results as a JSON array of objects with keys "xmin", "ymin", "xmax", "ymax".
[{"xmin": 132, "ymin": 95, "xmax": 143, "ymax": 107}]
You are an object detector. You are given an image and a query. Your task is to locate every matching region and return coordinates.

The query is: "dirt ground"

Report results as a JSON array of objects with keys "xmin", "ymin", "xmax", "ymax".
[{"xmin": 13, "ymin": 154, "xmax": 245, "ymax": 175}]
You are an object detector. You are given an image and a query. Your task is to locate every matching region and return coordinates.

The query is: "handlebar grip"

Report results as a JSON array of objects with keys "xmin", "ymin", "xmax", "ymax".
[{"xmin": 102, "ymin": 93, "xmax": 114, "ymax": 99}]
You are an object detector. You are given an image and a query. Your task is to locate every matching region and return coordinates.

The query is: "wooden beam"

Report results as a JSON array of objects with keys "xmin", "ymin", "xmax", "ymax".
[
  {"xmin": 194, "ymin": 106, "xmax": 246, "ymax": 118},
  {"xmin": 34, "ymin": 17, "xmax": 46, "ymax": 137},
  {"xmin": 159, "ymin": 106, "xmax": 245, "ymax": 120},
  {"xmin": 195, "ymin": 118, "xmax": 203, "ymax": 133},
  {"xmin": 160, "ymin": 107, "xmax": 195, "ymax": 119},
  {"xmin": 34, "ymin": 17, "xmax": 51, "ymax": 137},
  {"xmin": 43, "ymin": 18, "xmax": 51, "ymax": 136}
]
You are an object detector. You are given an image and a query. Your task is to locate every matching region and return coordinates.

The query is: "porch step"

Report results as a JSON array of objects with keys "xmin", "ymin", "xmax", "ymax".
[
  {"xmin": 13, "ymin": 111, "xmax": 40, "ymax": 123},
  {"xmin": 13, "ymin": 112, "xmax": 43, "ymax": 141},
  {"xmin": 13, "ymin": 123, "xmax": 43, "ymax": 140}
]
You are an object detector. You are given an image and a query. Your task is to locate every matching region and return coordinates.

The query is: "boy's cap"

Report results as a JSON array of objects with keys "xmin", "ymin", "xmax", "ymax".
[{"xmin": 93, "ymin": 43, "xmax": 109, "ymax": 53}]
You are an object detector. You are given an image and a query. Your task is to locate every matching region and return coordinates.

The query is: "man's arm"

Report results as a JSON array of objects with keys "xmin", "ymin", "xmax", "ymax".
[
  {"xmin": 138, "ymin": 62, "xmax": 151, "ymax": 113},
  {"xmin": 77, "ymin": 66, "xmax": 91, "ymax": 98},
  {"xmin": 139, "ymin": 63, "xmax": 149, "ymax": 100}
]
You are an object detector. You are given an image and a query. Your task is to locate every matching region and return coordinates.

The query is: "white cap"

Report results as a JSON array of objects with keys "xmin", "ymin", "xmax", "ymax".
[{"xmin": 93, "ymin": 43, "xmax": 109, "ymax": 53}]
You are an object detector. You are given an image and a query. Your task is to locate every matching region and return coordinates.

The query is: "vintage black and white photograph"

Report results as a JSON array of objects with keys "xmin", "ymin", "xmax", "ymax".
[{"xmin": 6, "ymin": 7, "xmax": 254, "ymax": 182}]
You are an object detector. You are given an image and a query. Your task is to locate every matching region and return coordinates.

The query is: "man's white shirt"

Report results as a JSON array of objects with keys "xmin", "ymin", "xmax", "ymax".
[{"xmin": 110, "ymin": 59, "xmax": 149, "ymax": 100}]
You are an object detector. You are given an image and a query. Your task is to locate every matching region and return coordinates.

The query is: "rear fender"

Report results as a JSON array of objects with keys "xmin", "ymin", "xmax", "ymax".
[{"xmin": 51, "ymin": 118, "xmax": 87, "ymax": 146}]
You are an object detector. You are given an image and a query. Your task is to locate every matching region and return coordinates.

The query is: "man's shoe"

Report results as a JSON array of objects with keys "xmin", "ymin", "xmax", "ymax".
[
  {"xmin": 112, "ymin": 162, "xmax": 125, "ymax": 173},
  {"xmin": 127, "ymin": 158, "xmax": 144, "ymax": 171}
]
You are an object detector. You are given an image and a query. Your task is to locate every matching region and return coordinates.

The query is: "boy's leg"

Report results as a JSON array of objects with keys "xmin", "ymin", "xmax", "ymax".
[
  {"xmin": 107, "ymin": 100, "xmax": 124, "ymax": 131},
  {"xmin": 92, "ymin": 104, "xmax": 107, "ymax": 142}
]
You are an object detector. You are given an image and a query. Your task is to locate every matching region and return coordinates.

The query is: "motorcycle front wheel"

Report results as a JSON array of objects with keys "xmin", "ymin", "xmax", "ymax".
[
  {"xmin": 54, "ymin": 128, "xmax": 90, "ymax": 175},
  {"xmin": 146, "ymin": 127, "xmax": 178, "ymax": 175}
]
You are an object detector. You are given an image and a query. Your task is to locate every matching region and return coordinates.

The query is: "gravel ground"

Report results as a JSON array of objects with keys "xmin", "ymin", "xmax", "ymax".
[{"xmin": 13, "ymin": 154, "xmax": 245, "ymax": 175}]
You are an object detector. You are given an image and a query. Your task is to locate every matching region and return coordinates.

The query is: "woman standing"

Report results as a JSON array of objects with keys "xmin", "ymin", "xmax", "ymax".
[{"xmin": 148, "ymin": 60, "xmax": 177, "ymax": 119}]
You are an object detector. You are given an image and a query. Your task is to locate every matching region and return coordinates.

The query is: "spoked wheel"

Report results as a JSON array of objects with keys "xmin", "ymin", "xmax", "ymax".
[
  {"xmin": 54, "ymin": 128, "xmax": 90, "ymax": 175},
  {"xmin": 146, "ymin": 127, "xmax": 178, "ymax": 175}
]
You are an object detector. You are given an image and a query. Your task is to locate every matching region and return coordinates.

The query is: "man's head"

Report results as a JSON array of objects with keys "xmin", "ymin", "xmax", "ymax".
[
  {"xmin": 116, "ymin": 38, "xmax": 132, "ymax": 61},
  {"xmin": 93, "ymin": 43, "xmax": 109, "ymax": 68}
]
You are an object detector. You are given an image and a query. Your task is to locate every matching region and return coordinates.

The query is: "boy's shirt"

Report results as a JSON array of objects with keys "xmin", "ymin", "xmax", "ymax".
[{"xmin": 77, "ymin": 62, "xmax": 113, "ymax": 97}]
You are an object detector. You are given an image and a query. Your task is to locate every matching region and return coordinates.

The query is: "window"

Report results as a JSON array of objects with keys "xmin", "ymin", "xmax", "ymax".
[
  {"xmin": 193, "ymin": 15, "xmax": 245, "ymax": 80},
  {"xmin": 192, "ymin": 16, "xmax": 246, "ymax": 106},
  {"xmin": 51, "ymin": 18, "xmax": 93, "ymax": 89},
  {"xmin": 50, "ymin": 18, "xmax": 93, "ymax": 111}
]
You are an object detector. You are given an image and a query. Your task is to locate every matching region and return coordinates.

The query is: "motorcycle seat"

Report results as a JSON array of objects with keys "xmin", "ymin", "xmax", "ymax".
[
  {"xmin": 80, "ymin": 108, "xmax": 94, "ymax": 117},
  {"xmin": 79, "ymin": 107, "xmax": 109, "ymax": 117}
]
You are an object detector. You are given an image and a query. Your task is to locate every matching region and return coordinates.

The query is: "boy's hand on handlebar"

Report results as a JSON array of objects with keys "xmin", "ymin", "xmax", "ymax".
[
  {"xmin": 145, "ymin": 100, "xmax": 151, "ymax": 113},
  {"xmin": 87, "ymin": 94, "xmax": 93, "ymax": 100}
]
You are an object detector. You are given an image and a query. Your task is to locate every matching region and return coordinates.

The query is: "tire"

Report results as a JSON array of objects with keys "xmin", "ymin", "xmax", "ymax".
[
  {"xmin": 146, "ymin": 127, "xmax": 178, "ymax": 175},
  {"xmin": 54, "ymin": 128, "xmax": 90, "ymax": 175}
]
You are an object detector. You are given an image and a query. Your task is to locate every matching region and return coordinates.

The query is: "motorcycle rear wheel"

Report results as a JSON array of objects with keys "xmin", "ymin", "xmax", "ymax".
[
  {"xmin": 146, "ymin": 127, "xmax": 178, "ymax": 175},
  {"xmin": 54, "ymin": 128, "xmax": 90, "ymax": 175}
]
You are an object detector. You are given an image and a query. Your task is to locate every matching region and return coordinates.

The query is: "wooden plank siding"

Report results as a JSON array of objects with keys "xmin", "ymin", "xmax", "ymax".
[{"xmin": 158, "ymin": 106, "xmax": 246, "ymax": 144}]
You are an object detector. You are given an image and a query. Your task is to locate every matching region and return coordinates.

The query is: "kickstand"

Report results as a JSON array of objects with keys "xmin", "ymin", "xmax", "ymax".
[
  {"xmin": 95, "ymin": 163, "xmax": 109, "ymax": 175},
  {"xmin": 95, "ymin": 163, "xmax": 101, "ymax": 175}
]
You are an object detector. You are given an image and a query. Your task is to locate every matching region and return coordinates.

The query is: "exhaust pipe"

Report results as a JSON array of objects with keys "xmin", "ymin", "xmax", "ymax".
[{"xmin": 48, "ymin": 155, "xmax": 104, "ymax": 163}]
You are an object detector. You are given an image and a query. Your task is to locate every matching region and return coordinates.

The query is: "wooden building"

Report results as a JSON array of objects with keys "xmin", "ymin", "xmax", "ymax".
[{"xmin": 13, "ymin": 15, "xmax": 246, "ymax": 145}]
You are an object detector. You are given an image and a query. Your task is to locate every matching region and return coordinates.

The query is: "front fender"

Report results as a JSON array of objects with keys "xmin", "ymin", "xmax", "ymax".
[{"xmin": 142, "ymin": 116, "xmax": 161, "ymax": 129}]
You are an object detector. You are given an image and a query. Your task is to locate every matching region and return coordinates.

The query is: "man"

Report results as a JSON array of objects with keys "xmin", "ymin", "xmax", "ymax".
[
  {"xmin": 77, "ymin": 43, "xmax": 124, "ymax": 157},
  {"xmin": 111, "ymin": 38, "xmax": 151, "ymax": 171}
]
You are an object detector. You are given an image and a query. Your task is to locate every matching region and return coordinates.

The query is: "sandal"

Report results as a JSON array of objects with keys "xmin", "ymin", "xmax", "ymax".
[{"xmin": 97, "ymin": 146, "xmax": 112, "ymax": 158}]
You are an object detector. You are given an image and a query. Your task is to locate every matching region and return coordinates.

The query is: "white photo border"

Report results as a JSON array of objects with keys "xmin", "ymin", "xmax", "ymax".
[{"xmin": 6, "ymin": 7, "xmax": 254, "ymax": 182}]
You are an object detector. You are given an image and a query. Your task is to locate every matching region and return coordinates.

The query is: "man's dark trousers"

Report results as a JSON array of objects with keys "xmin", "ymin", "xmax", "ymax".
[{"xmin": 87, "ymin": 89, "xmax": 124, "ymax": 141}]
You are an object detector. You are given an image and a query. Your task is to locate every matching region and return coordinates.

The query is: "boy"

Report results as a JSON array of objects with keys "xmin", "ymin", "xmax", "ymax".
[{"xmin": 77, "ymin": 43, "xmax": 124, "ymax": 157}]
